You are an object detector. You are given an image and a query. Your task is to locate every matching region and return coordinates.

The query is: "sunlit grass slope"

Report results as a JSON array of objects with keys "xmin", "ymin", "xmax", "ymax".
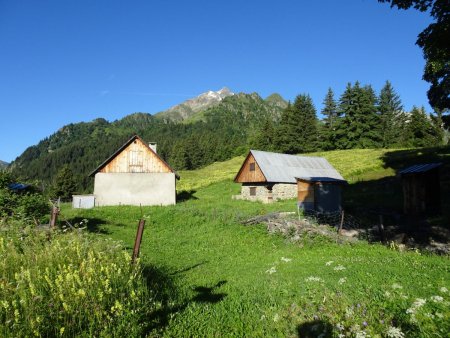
[
  {"xmin": 59, "ymin": 146, "xmax": 450, "ymax": 337},
  {"xmin": 177, "ymin": 156, "xmax": 245, "ymax": 191},
  {"xmin": 177, "ymin": 148, "xmax": 394, "ymax": 192}
]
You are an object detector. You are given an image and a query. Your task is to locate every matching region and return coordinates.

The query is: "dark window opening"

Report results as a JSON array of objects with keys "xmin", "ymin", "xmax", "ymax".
[
  {"xmin": 249, "ymin": 162, "xmax": 255, "ymax": 171},
  {"xmin": 250, "ymin": 187, "xmax": 256, "ymax": 196}
]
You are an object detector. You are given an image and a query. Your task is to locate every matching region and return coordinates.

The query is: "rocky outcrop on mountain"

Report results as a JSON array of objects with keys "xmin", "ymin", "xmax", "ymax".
[{"xmin": 155, "ymin": 87, "xmax": 234, "ymax": 122}]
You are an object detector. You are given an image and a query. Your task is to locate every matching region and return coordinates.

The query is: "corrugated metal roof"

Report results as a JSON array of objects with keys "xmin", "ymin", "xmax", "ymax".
[
  {"xmin": 251, "ymin": 150, "xmax": 345, "ymax": 183},
  {"xmin": 399, "ymin": 162, "xmax": 442, "ymax": 175}
]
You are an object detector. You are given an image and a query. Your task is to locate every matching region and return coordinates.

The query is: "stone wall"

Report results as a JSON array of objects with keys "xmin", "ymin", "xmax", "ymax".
[
  {"xmin": 272, "ymin": 183, "xmax": 297, "ymax": 199},
  {"xmin": 234, "ymin": 183, "xmax": 297, "ymax": 203}
]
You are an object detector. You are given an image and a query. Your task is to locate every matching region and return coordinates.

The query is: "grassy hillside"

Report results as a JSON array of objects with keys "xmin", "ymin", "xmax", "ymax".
[{"xmin": 58, "ymin": 146, "xmax": 450, "ymax": 337}]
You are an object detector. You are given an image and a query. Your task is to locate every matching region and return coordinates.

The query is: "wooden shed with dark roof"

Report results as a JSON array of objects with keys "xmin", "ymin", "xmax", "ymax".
[
  {"xmin": 399, "ymin": 163, "xmax": 442, "ymax": 215},
  {"xmin": 90, "ymin": 135, "xmax": 179, "ymax": 206}
]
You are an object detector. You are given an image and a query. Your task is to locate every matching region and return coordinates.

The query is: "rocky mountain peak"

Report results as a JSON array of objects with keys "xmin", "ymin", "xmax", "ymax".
[{"xmin": 156, "ymin": 87, "xmax": 234, "ymax": 121}]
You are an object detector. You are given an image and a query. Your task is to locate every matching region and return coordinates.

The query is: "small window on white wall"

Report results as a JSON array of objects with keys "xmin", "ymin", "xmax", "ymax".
[{"xmin": 250, "ymin": 187, "xmax": 256, "ymax": 196}]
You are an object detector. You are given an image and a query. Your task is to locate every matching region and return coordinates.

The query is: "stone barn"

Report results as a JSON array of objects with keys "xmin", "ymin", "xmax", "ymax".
[
  {"xmin": 234, "ymin": 150, "xmax": 345, "ymax": 203},
  {"xmin": 90, "ymin": 135, "xmax": 179, "ymax": 206}
]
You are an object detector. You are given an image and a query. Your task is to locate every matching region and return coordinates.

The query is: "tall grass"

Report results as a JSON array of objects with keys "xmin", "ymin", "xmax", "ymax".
[{"xmin": 0, "ymin": 220, "xmax": 156, "ymax": 337}]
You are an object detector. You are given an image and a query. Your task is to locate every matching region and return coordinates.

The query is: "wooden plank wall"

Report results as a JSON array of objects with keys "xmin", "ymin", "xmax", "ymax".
[
  {"xmin": 100, "ymin": 139, "xmax": 171, "ymax": 174},
  {"xmin": 297, "ymin": 181, "xmax": 315, "ymax": 203},
  {"xmin": 235, "ymin": 153, "xmax": 266, "ymax": 183}
]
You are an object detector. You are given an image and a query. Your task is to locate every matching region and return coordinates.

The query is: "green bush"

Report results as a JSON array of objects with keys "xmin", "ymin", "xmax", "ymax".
[
  {"xmin": 0, "ymin": 224, "xmax": 157, "ymax": 337},
  {"xmin": 0, "ymin": 172, "xmax": 49, "ymax": 222}
]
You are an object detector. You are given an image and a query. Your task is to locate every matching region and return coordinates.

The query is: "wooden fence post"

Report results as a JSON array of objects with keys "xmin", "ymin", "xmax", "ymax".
[
  {"xmin": 378, "ymin": 214, "xmax": 385, "ymax": 243},
  {"xmin": 132, "ymin": 219, "xmax": 145, "ymax": 264},
  {"xmin": 49, "ymin": 206, "xmax": 59, "ymax": 228},
  {"xmin": 338, "ymin": 210, "xmax": 344, "ymax": 234}
]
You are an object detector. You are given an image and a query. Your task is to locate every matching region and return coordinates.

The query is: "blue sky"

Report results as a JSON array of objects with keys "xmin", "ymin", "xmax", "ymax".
[{"xmin": 0, "ymin": 0, "xmax": 433, "ymax": 162}]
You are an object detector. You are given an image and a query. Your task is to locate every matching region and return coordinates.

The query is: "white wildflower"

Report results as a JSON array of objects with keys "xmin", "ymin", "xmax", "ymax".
[
  {"xmin": 412, "ymin": 298, "xmax": 426, "ymax": 308},
  {"xmin": 436, "ymin": 312, "xmax": 443, "ymax": 319},
  {"xmin": 430, "ymin": 295, "xmax": 443, "ymax": 303},
  {"xmin": 325, "ymin": 261, "xmax": 334, "ymax": 266},
  {"xmin": 281, "ymin": 257, "xmax": 292, "ymax": 262},
  {"xmin": 338, "ymin": 277, "xmax": 347, "ymax": 285},
  {"xmin": 384, "ymin": 291, "xmax": 391, "ymax": 297},
  {"xmin": 391, "ymin": 283, "xmax": 403, "ymax": 289},
  {"xmin": 305, "ymin": 276, "xmax": 322, "ymax": 282},
  {"xmin": 406, "ymin": 298, "xmax": 426, "ymax": 321},
  {"xmin": 334, "ymin": 265, "xmax": 346, "ymax": 271},
  {"xmin": 266, "ymin": 267, "xmax": 277, "ymax": 274},
  {"xmin": 355, "ymin": 331, "xmax": 369, "ymax": 338},
  {"xmin": 439, "ymin": 286, "xmax": 448, "ymax": 293},
  {"xmin": 345, "ymin": 307, "xmax": 354, "ymax": 317},
  {"xmin": 336, "ymin": 323, "xmax": 345, "ymax": 331},
  {"xmin": 273, "ymin": 313, "xmax": 279, "ymax": 322},
  {"xmin": 386, "ymin": 326, "xmax": 405, "ymax": 338}
]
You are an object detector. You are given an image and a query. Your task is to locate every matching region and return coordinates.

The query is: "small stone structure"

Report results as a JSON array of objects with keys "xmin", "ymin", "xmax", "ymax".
[{"xmin": 234, "ymin": 150, "xmax": 345, "ymax": 203}]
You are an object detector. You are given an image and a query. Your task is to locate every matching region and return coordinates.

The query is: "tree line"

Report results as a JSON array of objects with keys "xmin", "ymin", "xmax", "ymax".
[
  {"xmin": 252, "ymin": 81, "xmax": 445, "ymax": 154},
  {"xmin": 10, "ymin": 83, "xmax": 446, "ymax": 195}
]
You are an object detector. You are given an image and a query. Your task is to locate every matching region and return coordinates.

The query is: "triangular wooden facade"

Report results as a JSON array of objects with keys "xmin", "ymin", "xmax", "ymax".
[
  {"xmin": 234, "ymin": 152, "xmax": 267, "ymax": 183},
  {"xmin": 90, "ymin": 135, "xmax": 177, "ymax": 177}
]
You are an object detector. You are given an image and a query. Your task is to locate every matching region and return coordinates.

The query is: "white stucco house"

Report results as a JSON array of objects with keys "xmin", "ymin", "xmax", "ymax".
[{"xmin": 89, "ymin": 135, "xmax": 179, "ymax": 206}]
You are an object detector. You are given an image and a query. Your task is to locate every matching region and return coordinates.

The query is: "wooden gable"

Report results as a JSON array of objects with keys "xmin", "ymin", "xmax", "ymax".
[
  {"xmin": 234, "ymin": 152, "xmax": 266, "ymax": 183},
  {"xmin": 90, "ymin": 135, "xmax": 177, "ymax": 176}
]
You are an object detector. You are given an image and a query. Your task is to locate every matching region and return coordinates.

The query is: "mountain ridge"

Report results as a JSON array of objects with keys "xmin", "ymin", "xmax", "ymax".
[
  {"xmin": 11, "ymin": 89, "xmax": 286, "ymax": 191},
  {"xmin": 155, "ymin": 87, "xmax": 234, "ymax": 122},
  {"xmin": 0, "ymin": 160, "xmax": 9, "ymax": 169}
]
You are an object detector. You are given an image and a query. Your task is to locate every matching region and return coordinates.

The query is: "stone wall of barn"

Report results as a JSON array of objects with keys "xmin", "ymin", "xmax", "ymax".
[
  {"xmin": 233, "ymin": 183, "xmax": 297, "ymax": 203},
  {"xmin": 272, "ymin": 183, "xmax": 297, "ymax": 199}
]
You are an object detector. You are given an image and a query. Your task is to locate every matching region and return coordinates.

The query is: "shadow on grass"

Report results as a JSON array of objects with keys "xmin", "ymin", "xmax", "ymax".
[
  {"xmin": 64, "ymin": 216, "xmax": 110, "ymax": 234},
  {"xmin": 170, "ymin": 261, "xmax": 208, "ymax": 275},
  {"xmin": 177, "ymin": 189, "xmax": 198, "ymax": 202},
  {"xmin": 340, "ymin": 146, "xmax": 450, "ymax": 248},
  {"xmin": 192, "ymin": 280, "xmax": 227, "ymax": 303},
  {"xmin": 141, "ymin": 264, "xmax": 227, "ymax": 335},
  {"xmin": 297, "ymin": 320, "xmax": 333, "ymax": 338}
]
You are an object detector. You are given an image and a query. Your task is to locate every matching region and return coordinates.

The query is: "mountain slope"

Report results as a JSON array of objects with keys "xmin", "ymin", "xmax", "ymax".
[
  {"xmin": 11, "ymin": 90, "xmax": 285, "ymax": 191},
  {"xmin": 0, "ymin": 160, "xmax": 9, "ymax": 169},
  {"xmin": 155, "ymin": 87, "xmax": 234, "ymax": 122}
]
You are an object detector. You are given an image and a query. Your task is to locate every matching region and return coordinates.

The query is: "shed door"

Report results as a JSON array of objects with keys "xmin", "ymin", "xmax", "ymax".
[{"xmin": 298, "ymin": 181, "xmax": 314, "ymax": 203}]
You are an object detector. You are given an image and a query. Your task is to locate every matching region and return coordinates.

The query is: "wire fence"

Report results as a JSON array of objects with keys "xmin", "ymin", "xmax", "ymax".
[{"xmin": 302, "ymin": 209, "xmax": 369, "ymax": 231}]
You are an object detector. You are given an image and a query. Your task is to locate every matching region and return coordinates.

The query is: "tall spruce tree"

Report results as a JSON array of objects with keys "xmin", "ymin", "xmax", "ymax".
[
  {"xmin": 252, "ymin": 118, "xmax": 278, "ymax": 151},
  {"xmin": 277, "ymin": 94, "xmax": 318, "ymax": 154},
  {"xmin": 336, "ymin": 82, "xmax": 381, "ymax": 148},
  {"xmin": 50, "ymin": 164, "xmax": 77, "ymax": 201},
  {"xmin": 408, "ymin": 106, "xmax": 442, "ymax": 147},
  {"xmin": 379, "ymin": 81, "xmax": 404, "ymax": 147},
  {"xmin": 321, "ymin": 88, "xmax": 339, "ymax": 150}
]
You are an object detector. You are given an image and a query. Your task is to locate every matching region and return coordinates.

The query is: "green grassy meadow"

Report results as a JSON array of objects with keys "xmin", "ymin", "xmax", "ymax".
[{"xmin": 59, "ymin": 147, "xmax": 450, "ymax": 337}]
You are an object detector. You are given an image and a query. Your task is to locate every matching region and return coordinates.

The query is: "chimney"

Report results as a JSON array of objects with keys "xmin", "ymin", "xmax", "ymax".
[{"xmin": 148, "ymin": 142, "xmax": 157, "ymax": 153}]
